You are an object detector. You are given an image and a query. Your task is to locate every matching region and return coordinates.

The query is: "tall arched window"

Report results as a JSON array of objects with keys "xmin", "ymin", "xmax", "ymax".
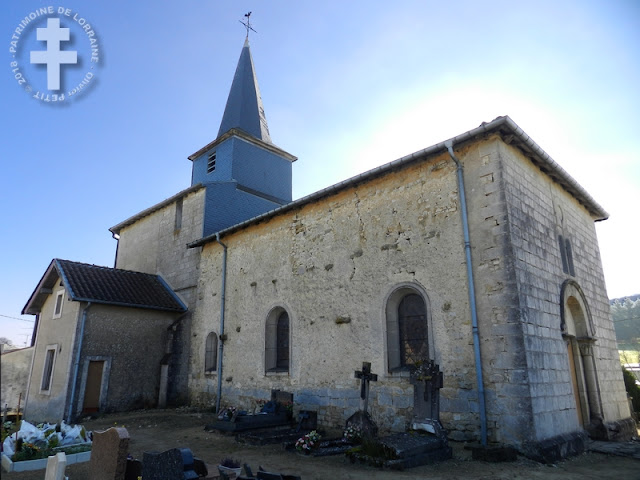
[
  {"xmin": 398, "ymin": 294, "xmax": 428, "ymax": 367},
  {"xmin": 266, "ymin": 307, "xmax": 290, "ymax": 373},
  {"xmin": 386, "ymin": 286, "xmax": 430, "ymax": 372},
  {"xmin": 205, "ymin": 332, "xmax": 217, "ymax": 373}
]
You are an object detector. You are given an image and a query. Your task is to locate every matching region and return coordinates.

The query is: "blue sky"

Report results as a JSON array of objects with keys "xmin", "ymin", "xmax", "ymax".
[{"xmin": 1, "ymin": 0, "xmax": 639, "ymax": 347}]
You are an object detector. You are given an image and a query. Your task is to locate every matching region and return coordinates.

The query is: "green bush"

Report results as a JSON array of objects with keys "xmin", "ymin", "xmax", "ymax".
[{"xmin": 622, "ymin": 367, "xmax": 640, "ymax": 413}]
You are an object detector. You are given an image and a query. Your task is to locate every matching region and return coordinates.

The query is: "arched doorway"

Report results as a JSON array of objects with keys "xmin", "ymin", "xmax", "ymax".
[{"xmin": 560, "ymin": 281, "xmax": 602, "ymax": 429}]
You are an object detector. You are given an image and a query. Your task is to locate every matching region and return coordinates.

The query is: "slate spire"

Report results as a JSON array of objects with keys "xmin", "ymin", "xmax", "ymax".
[{"xmin": 217, "ymin": 38, "xmax": 272, "ymax": 143}]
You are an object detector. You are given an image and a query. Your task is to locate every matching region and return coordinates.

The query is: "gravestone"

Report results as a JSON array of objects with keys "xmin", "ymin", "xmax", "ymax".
[
  {"xmin": 409, "ymin": 360, "xmax": 444, "ymax": 433},
  {"xmin": 141, "ymin": 447, "xmax": 200, "ymax": 480},
  {"xmin": 88, "ymin": 427, "xmax": 130, "ymax": 480},
  {"xmin": 346, "ymin": 362, "xmax": 379, "ymax": 438},
  {"xmin": 354, "ymin": 362, "xmax": 378, "ymax": 414},
  {"xmin": 206, "ymin": 390, "xmax": 294, "ymax": 433},
  {"xmin": 44, "ymin": 452, "xmax": 67, "ymax": 480}
]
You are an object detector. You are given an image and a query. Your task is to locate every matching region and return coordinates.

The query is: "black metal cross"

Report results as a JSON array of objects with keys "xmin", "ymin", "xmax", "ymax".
[{"xmin": 354, "ymin": 362, "xmax": 378, "ymax": 413}]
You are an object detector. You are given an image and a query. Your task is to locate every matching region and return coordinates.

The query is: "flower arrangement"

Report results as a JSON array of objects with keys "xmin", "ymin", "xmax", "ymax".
[
  {"xmin": 2, "ymin": 420, "xmax": 91, "ymax": 462},
  {"xmin": 295, "ymin": 430, "xmax": 321, "ymax": 454},
  {"xmin": 342, "ymin": 425, "xmax": 362, "ymax": 443}
]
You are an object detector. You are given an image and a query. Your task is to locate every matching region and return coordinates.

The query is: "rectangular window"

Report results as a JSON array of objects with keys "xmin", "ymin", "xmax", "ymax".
[
  {"xmin": 174, "ymin": 197, "xmax": 183, "ymax": 231},
  {"xmin": 41, "ymin": 346, "xmax": 56, "ymax": 392},
  {"xmin": 207, "ymin": 151, "xmax": 216, "ymax": 174},
  {"xmin": 53, "ymin": 290, "xmax": 64, "ymax": 318}
]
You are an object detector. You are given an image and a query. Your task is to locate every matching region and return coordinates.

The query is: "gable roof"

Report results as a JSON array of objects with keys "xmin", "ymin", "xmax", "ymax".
[
  {"xmin": 188, "ymin": 115, "xmax": 608, "ymax": 248},
  {"xmin": 22, "ymin": 259, "xmax": 187, "ymax": 315}
]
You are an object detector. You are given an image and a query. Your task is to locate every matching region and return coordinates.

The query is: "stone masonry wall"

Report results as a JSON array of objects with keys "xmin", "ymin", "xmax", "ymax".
[
  {"xmin": 498, "ymin": 139, "xmax": 630, "ymax": 440},
  {"xmin": 77, "ymin": 305, "xmax": 178, "ymax": 414},
  {"xmin": 115, "ymin": 187, "xmax": 205, "ymax": 308},
  {"xmin": 190, "ymin": 150, "xmax": 486, "ymax": 439},
  {"xmin": 454, "ymin": 137, "xmax": 534, "ymax": 445},
  {"xmin": 115, "ymin": 187, "xmax": 205, "ymax": 405}
]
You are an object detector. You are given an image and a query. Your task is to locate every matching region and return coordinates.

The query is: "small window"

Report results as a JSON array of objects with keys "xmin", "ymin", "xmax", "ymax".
[
  {"xmin": 205, "ymin": 332, "xmax": 218, "ymax": 372},
  {"xmin": 174, "ymin": 197, "xmax": 183, "ymax": 231},
  {"xmin": 53, "ymin": 290, "xmax": 64, "ymax": 319},
  {"xmin": 41, "ymin": 346, "xmax": 56, "ymax": 391},
  {"xmin": 276, "ymin": 312, "xmax": 290, "ymax": 370},
  {"xmin": 207, "ymin": 151, "xmax": 216, "ymax": 174},
  {"xmin": 558, "ymin": 235, "xmax": 575, "ymax": 276},
  {"xmin": 266, "ymin": 308, "xmax": 290, "ymax": 373}
]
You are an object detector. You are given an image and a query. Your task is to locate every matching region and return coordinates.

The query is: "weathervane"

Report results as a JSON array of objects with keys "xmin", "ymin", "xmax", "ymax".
[{"xmin": 239, "ymin": 11, "xmax": 257, "ymax": 39}]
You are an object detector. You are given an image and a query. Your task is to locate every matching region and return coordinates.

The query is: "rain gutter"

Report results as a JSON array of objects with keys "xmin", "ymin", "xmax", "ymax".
[
  {"xmin": 66, "ymin": 301, "xmax": 91, "ymax": 423},
  {"xmin": 445, "ymin": 140, "xmax": 488, "ymax": 446},
  {"xmin": 215, "ymin": 233, "xmax": 228, "ymax": 414}
]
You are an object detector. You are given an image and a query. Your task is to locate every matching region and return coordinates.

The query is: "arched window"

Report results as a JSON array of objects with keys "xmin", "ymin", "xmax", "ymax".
[
  {"xmin": 386, "ymin": 286, "xmax": 430, "ymax": 372},
  {"xmin": 398, "ymin": 294, "xmax": 428, "ymax": 367},
  {"xmin": 205, "ymin": 332, "xmax": 217, "ymax": 373},
  {"xmin": 266, "ymin": 308, "xmax": 290, "ymax": 373}
]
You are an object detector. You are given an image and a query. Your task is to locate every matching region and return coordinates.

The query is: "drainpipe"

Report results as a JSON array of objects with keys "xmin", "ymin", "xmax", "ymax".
[
  {"xmin": 215, "ymin": 233, "xmax": 228, "ymax": 414},
  {"xmin": 67, "ymin": 302, "xmax": 91, "ymax": 423},
  {"xmin": 445, "ymin": 140, "xmax": 488, "ymax": 446}
]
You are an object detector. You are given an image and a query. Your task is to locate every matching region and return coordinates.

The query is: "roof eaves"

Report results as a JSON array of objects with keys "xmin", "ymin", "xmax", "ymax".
[
  {"xmin": 189, "ymin": 115, "xmax": 607, "ymax": 247},
  {"xmin": 187, "ymin": 128, "xmax": 297, "ymax": 162},
  {"xmin": 70, "ymin": 296, "xmax": 186, "ymax": 313}
]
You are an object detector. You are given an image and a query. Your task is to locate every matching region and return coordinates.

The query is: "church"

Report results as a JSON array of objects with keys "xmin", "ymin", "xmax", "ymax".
[{"xmin": 21, "ymin": 35, "xmax": 633, "ymax": 458}]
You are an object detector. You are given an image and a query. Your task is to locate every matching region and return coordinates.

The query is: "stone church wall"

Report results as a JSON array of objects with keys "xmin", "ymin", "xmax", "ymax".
[
  {"xmin": 497, "ymin": 140, "xmax": 630, "ymax": 439},
  {"xmin": 114, "ymin": 186, "xmax": 205, "ymax": 405},
  {"xmin": 115, "ymin": 187, "xmax": 205, "ymax": 309},
  {"xmin": 188, "ymin": 134, "xmax": 628, "ymax": 446},
  {"xmin": 190, "ymin": 148, "xmax": 486, "ymax": 437}
]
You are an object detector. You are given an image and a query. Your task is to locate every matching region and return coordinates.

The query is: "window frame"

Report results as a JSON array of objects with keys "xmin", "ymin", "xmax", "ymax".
[
  {"xmin": 385, "ymin": 285, "xmax": 432, "ymax": 374},
  {"xmin": 40, "ymin": 344, "xmax": 58, "ymax": 394},
  {"xmin": 265, "ymin": 307, "xmax": 291, "ymax": 374},
  {"xmin": 207, "ymin": 151, "xmax": 217, "ymax": 174},
  {"xmin": 52, "ymin": 290, "xmax": 64, "ymax": 319},
  {"xmin": 204, "ymin": 332, "xmax": 218, "ymax": 373}
]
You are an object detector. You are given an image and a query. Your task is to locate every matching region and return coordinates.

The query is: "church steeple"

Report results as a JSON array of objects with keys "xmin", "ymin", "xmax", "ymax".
[
  {"xmin": 188, "ymin": 29, "xmax": 296, "ymax": 238},
  {"xmin": 217, "ymin": 38, "xmax": 271, "ymax": 143}
]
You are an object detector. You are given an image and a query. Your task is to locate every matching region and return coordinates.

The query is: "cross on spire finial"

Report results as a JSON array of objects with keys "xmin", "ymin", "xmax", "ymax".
[{"xmin": 239, "ymin": 11, "xmax": 257, "ymax": 39}]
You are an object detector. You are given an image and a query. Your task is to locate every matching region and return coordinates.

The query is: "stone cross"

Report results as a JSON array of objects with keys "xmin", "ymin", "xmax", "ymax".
[
  {"xmin": 44, "ymin": 452, "xmax": 67, "ymax": 480},
  {"xmin": 354, "ymin": 362, "xmax": 378, "ymax": 413}
]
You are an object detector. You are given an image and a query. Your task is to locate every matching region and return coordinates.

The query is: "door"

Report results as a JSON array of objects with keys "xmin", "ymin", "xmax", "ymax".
[
  {"xmin": 82, "ymin": 361, "xmax": 104, "ymax": 413},
  {"xmin": 567, "ymin": 342, "xmax": 584, "ymax": 426}
]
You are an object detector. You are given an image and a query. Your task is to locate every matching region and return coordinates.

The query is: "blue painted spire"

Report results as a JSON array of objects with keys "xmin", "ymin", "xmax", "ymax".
[{"xmin": 217, "ymin": 38, "xmax": 271, "ymax": 143}]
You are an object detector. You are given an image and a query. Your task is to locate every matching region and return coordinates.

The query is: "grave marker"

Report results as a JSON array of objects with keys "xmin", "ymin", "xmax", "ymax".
[
  {"xmin": 354, "ymin": 361, "xmax": 378, "ymax": 414},
  {"xmin": 44, "ymin": 452, "xmax": 67, "ymax": 480},
  {"xmin": 88, "ymin": 427, "xmax": 130, "ymax": 480}
]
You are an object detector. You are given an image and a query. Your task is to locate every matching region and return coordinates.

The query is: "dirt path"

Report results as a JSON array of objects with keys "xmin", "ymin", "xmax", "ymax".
[{"xmin": 3, "ymin": 409, "xmax": 638, "ymax": 479}]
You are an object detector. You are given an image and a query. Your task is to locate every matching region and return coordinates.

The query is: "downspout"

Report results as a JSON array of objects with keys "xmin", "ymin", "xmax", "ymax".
[
  {"xmin": 445, "ymin": 140, "xmax": 488, "ymax": 446},
  {"xmin": 215, "ymin": 233, "xmax": 228, "ymax": 414},
  {"xmin": 67, "ymin": 302, "xmax": 91, "ymax": 423}
]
